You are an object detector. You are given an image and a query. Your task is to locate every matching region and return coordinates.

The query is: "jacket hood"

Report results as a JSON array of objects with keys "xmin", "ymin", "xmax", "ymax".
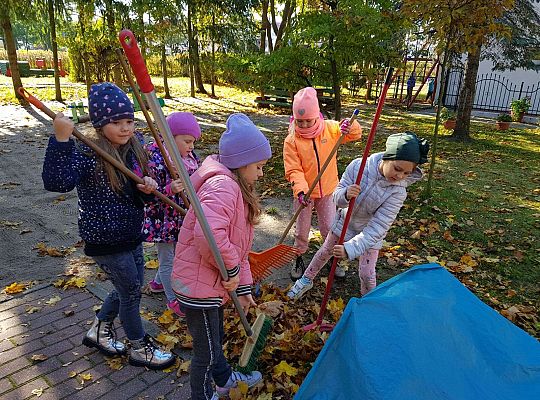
[
  {"xmin": 190, "ymin": 154, "xmax": 234, "ymax": 192},
  {"xmin": 371, "ymin": 152, "xmax": 423, "ymax": 188}
]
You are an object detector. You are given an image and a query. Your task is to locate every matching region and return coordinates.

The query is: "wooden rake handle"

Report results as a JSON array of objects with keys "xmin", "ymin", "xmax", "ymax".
[
  {"xmin": 18, "ymin": 87, "xmax": 185, "ymax": 216},
  {"xmin": 115, "ymin": 49, "xmax": 190, "ymax": 209},
  {"xmin": 277, "ymin": 109, "xmax": 360, "ymax": 244}
]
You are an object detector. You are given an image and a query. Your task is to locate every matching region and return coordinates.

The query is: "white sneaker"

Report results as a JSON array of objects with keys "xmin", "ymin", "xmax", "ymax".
[
  {"xmin": 216, "ymin": 370, "xmax": 262, "ymax": 397},
  {"xmin": 287, "ymin": 276, "xmax": 313, "ymax": 300},
  {"xmin": 334, "ymin": 265, "xmax": 346, "ymax": 278}
]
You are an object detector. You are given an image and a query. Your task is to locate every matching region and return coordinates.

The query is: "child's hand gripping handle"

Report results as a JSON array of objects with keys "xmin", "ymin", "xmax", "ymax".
[
  {"xmin": 118, "ymin": 30, "xmax": 154, "ymax": 94},
  {"xmin": 118, "ymin": 30, "xmax": 253, "ymax": 336},
  {"xmin": 18, "ymin": 87, "xmax": 186, "ymax": 216}
]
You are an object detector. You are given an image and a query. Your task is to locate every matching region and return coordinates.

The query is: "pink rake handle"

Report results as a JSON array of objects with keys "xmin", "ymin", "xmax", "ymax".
[{"xmin": 304, "ymin": 68, "xmax": 395, "ymax": 332}]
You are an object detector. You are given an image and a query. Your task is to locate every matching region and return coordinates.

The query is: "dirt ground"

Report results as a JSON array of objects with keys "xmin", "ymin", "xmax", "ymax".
[{"xmin": 1, "ymin": 100, "xmax": 384, "ymax": 305}]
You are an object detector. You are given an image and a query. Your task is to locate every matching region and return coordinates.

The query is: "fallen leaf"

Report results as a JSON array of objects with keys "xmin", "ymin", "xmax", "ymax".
[
  {"xmin": 31, "ymin": 354, "xmax": 48, "ymax": 362},
  {"xmin": 105, "ymin": 357, "xmax": 124, "ymax": 371},
  {"xmin": 31, "ymin": 388, "xmax": 45, "ymax": 397},
  {"xmin": 145, "ymin": 259, "xmax": 159, "ymax": 269},
  {"xmin": 273, "ymin": 360, "xmax": 298, "ymax": 377},
  {"xmin": 156, "ymin": 332, "xmax": 179, "ymax": 350},
  {"xmin": 258, "ymin": 301, "xmax": 283, "ymax": 318},
  {"xmin": 79, "ymin": 373, "xmax": 92, "ymax": 381},
  {"xmin": 45, "ymin": 296, "xmax": 61, "ymax": 306},
  {"xmin": 3, "ymin": 282, "xmax": 27, "ymax": 294},
  {"xmin": 176, "ymin": 360, "xmax": 191, "ymax": 376}
]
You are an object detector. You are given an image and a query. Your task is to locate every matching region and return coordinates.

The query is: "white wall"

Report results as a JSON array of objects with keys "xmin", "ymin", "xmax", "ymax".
[{"xmin": 477, "ymin": 60, "xmax": 540, "ymax": 89}]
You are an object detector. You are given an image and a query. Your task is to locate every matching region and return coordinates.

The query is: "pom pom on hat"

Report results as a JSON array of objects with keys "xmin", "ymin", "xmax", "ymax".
[
  {"xmin": 219, "ymin": 113, "xmax": 272, "ymax": 169},
  {"xmin": 382, "ymin": 132, "xmax": 430, "ymax": 165},
  {"xmin": 88, "ymin": 83, "xmax": 134, "ymax": 129},
  {"xmin": 166, "ymin": 112, "xmax": 201, "ymax": 139},
  {"xmin": 293, "ymin": 87, "xmax": 320, "ymax": 120}
]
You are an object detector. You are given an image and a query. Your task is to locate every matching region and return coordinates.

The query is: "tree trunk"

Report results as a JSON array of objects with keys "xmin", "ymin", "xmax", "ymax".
[
  {"xmin": 77, "ymin": 3, "xmax": 92, "ymax": 94},
  {"xmin": 137, "ymin": 11, "xmax": 146, "ymax": 57},
  {"xmin": 274, "ymin": 0, "xmax": 293, "ymax": 50},
  {"xmin": 47, "ymin": 0, "xmax": 62, "ymax": 102},
  {"xmin": 191, "ymin": 10, "xmax": 207, "ymax": 94},
  {"xmin": 424, "ymin": 35, "xmax": 452, "ymax": 198},
  {"xmin": 329, "ymin": 35, "xmax": 341, "ymax": 120},
  {"xmin": 260, "ymin": 0, "xmax": 269, "ymax": 53},
  {"xmin": 0, "ymin": 8, "xmax": 27, "ymax": 106},
  {"xmin": 187, "ymin": 2, "xmax": 195, "ymax": 97},
  {"xmin": 105, "ymin": 0, "xmax": 122, "ymax": 85},
  {"xmin": 211, "ymin": 11, "xmax": 216, "ymax": 97},
  {"xmin": 266, "ymin": 0, "xmax": 274, "ymax": 52},
  {"xmin": 161, "ymin": 44, "xmax": 171, "ymax": 98},
  {"xmin": 451, "ymin": 44, "xmax": 481, "ymax": 142}
]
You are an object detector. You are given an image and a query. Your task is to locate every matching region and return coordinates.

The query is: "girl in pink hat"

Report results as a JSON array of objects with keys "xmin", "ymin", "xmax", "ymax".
[
  {"xmin": 142, "ymin": 112, "xmax": 201, "ymax": 317},
  {"xmin": 284, "ymin": 87, "xmax": 362, "ymax": 280}
]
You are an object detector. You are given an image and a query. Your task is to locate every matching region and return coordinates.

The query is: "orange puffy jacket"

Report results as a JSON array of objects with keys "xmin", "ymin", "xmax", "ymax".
[{"xmin": 283, "ymin": 119, "xmax": 362, "ymax": 198}]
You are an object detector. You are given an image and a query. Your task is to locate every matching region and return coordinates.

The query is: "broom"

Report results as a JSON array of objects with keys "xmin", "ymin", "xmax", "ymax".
[
  {"xmin": 303, "ymin": 67, "xmax": 396, "ymax": 332},
  {"xmin": 17, "ymin": 87, "xmax": 186, "ymax": 217},
  {"xmin": 249, "ymin": 108, "xmax": 360, "ymax": 281},
  {"xmin": 118, "ymin": 29, "xmax": 270, "ymax": 370}
]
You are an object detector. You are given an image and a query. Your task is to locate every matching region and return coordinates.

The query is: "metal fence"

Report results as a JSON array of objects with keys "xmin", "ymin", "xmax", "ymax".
[{"xmin": 443, "ymin": 68, "xmax": 540, "ymax": 115}]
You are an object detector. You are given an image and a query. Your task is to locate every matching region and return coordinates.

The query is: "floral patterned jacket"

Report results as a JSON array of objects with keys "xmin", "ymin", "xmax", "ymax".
[{"xmin": 142, "ymin": 142, "xmax": 200, "ymax": 243}]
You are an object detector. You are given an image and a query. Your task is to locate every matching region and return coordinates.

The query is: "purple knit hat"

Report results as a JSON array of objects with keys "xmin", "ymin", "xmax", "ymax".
[
  {"xmin": 219, "ymin": 113, "xmax": 272, "ymax": 169},
  {"xmin": 166, "ymin": 112, "xmax": 201, "ymax": 139},
  {"xmin": 88, "ymin": 83, "xmax": 134, "ymax": 128}
]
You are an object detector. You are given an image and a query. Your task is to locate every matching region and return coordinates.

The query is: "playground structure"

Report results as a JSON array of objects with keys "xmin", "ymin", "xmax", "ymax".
[
  {"xmin": 0, "ymin": 59, "xmax": 67, "ymax": 77},
  {"xmin": 352, "ymin": 33, "xmax": 440, "ymax": 109}
]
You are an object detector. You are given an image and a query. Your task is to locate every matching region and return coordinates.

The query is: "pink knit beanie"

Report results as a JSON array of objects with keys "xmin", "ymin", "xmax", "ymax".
[
  {"xmin": 293, "ymin": 87, "xmax": 320, "ymax": 120},
  {"xmin": 166, "ymin": 112, "xmax": 201, "ymax": 140}
]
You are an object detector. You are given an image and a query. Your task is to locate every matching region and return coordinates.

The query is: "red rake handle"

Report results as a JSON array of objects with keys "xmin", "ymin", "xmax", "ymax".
[
  {"xmin": 17, "ymin": 87, "xmax": 186, "ymax": 216},
  {"xmin": 119, "ymin": 30, "xmax": 154, "ymax": 94},
  {"xmin": 306, "ymin": 67, "xmax": 394, "ymax": 331}
]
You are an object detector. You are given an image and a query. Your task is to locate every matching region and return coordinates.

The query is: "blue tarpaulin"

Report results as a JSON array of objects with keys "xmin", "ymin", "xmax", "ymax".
[{"xmin": 295, "ymin": 264, "xmax": 540, "ymax": 400}]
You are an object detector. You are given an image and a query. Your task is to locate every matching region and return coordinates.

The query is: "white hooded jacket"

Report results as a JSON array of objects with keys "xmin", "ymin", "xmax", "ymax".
[{"xmin": 331, "ymin": 152, "xmax": 423, "ymax": 260}]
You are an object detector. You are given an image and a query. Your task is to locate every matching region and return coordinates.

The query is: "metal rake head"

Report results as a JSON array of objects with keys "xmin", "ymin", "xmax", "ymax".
[{"xmin": 249, "ymin": 244, "xmax": 299, "ymax": 281}]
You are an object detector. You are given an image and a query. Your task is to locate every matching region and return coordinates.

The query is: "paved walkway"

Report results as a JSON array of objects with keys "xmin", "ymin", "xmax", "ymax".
[{"xmin": 0, "ymin": 283, "xmax": 190, "ymax": 400}]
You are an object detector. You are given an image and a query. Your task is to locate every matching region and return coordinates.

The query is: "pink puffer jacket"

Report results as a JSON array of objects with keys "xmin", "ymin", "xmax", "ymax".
[{"xmin": 171, "ymin": 155, "xmax": 254, "ymax": 309}]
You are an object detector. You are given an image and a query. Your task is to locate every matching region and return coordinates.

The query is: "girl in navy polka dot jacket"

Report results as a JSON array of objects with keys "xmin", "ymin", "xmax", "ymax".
[{"xmin": 42, "ymin": 82, "xmax": 176, "ymax": 370}]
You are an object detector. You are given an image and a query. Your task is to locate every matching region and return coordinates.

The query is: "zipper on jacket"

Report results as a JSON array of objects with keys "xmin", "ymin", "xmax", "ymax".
[{"xmin": 311, "ymin": 139, "xmax": 323, "ymax": 197}]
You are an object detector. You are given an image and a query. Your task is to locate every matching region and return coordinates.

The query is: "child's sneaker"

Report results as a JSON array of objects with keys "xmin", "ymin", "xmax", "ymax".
[
  {"xmin": 287, "ymin": 276, "xmax": 313, "ymax": 300},
  {"xmin": 216, "ymin": 370, "xmax": 262, "ymax": 397},
  {"xmin": 167, "ymin": 299, "xmax": 185, "ymax": 318},
  {"xmin": 334, "ymin": 265, "xmax": 346, "ymax": 278},
  {"xmin": 148, "ymin": 280, "xmax": 164, "ymax": 293}
]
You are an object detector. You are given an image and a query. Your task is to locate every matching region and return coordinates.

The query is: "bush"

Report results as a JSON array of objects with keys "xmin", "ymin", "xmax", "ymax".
[
  {"xmin": 440, "ymin": 107, "xmax": 456, "ymax": 121},
  {"xmin": 510, "ymin": 97, "xmax": 531, "ymax": 118},
  {"xmin": 0, "ymin": 49, "xmax": 70, "ymax": 72},
  {"xmin": 496, "ymin": 113, "xmax": 513, "ymax": 122}
]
